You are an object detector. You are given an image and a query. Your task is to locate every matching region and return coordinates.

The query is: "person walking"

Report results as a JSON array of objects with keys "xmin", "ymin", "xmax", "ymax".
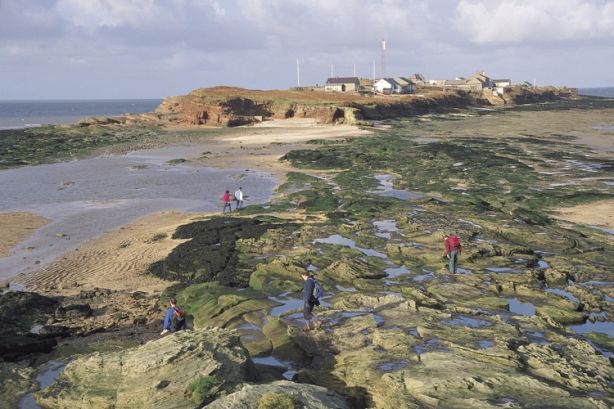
[
  {"xmin": 301, "ymin": 270, "xmax": 323, "ymax": 331},
  {"xmin": 234, "ymin": 187, "xmax": 244, "ymax": 210},
  {"xmin": 222, "ymin": 190, "xmax": 232, "ymax": 213},
  {"xmin": 444, "ymin": 232, "xmax": 462, "ymax": 273},
  {"xmin": 161, "ymin": 297, "xmax": 186, "ymax": 335}
]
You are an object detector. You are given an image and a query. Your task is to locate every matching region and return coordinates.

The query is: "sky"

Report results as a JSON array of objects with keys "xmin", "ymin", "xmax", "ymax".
[{"xmin": 1, "ymin": 0, "xmax": 613, "ymax": 99}]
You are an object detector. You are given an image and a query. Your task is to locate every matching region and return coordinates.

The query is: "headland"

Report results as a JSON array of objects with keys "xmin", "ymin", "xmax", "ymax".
[{"xmin": 0, "ymin": 86, "xmax": 612, "ymax": 409}]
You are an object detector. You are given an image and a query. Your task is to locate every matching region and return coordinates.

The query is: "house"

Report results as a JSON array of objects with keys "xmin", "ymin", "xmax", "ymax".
[
  {"xmin": 394, "ymin": 77, "xmax": 416, "ymax": 93},
  {"xmin": 493, "ymin": 79, "xmax": 512, "ymax": 95},
  {"xmin": 465, "ymin": 71, "xmax": 493, "ymax": 91},
  {"xmin": 409, "ymin": 73, "xmax": 427, "ymax": 86},
  {"xmin": 324, "ymin": 77, "xmax": 361, "ymax": 92},
  {"xmin": 374, "ymin": 78, "xmax": 412, "ymax": 94}
]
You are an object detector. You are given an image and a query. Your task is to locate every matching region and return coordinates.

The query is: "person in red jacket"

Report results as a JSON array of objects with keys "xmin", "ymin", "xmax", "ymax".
[
  {"xmin": 444, "ymin": 233, "xmax": 462, "ymax": 273},
  {"xmin": 221, "ymin": 190, "xmax": 232, "ymax": 213}
]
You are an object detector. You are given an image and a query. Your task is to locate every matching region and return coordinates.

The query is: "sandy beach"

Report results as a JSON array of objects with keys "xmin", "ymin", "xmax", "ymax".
[
  {"xmin": 553, "ymin": 199, "xmax": 614, "ymax": 230},
  {"xmin": 0, "ymin": 212, "xmax": 49, "ymax": 258},
  {"xmin": 2, "ymin": 119, "xmax": 368, "ymax": 295}
]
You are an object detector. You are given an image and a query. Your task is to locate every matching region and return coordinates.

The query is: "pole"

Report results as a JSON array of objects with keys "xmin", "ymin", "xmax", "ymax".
[
  {"xmin": 296, "ymin": 59, "xmax": 300, "ymax": 87},
  {"xmin": 353, "ymin": 63, "xmax": 356, "ymax": 77},
  {"xmin": 381, "ymin": 39, "xmax": 386, "ymax": 78}
]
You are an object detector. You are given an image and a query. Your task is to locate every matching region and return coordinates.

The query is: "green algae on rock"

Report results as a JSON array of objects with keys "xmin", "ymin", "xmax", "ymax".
[
  {"xmin": 204, "ymin": 380, "xmax": 350, "ymax": 409},
  {"xmin": 35, "ymin": 328, "xmax": 252, "ymax": 409},
  {"xmin": 148, "ymin": 217, "xmax": 297, "ymax": 286}
]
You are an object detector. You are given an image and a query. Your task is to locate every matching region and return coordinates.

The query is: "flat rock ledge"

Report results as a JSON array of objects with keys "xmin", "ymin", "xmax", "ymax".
[
  {"xmin": 204, "ymin": 380, "xmax": 350, "ymax": 409},
  {"xmin": 36, "ymin": 328, "xmax": 251, "ymax": 409}
]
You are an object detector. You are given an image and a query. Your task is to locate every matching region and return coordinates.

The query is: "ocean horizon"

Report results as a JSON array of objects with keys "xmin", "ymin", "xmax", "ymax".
[
  {"xmin": 578, "ymin": 86, "xmax": 614, "ymax": 98},
  {"xmin": 0, "ymin": 99, "xmax": 162, "ymax": 130}
]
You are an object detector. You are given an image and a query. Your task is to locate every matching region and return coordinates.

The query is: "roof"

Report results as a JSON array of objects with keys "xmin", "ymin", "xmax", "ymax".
[
  {"xmin": 444, "ymin": 79, "xmax": 466, "ymax": 86},
  {"xmin": 394, "ymin": 77, "xmax": 410, "ymax": 86},
  {"xmin": 376, "ymin": 78, "xmax": 403, "ymax": 87},
  {"xmin": 326, "ymin": 77, "xmax": 360, "ymax": 85},
  {"xmin": 493, "ymin": 79, "xmax": 511, "ymax": 83}
]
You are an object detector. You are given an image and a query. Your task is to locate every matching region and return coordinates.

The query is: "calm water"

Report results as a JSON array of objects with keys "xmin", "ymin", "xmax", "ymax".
[
  {"xmin": 0, "ymin": 99, "xmax": 162, "ymax": 129},
  {"xmin": 579, "ymin": 87, "xmax": 614, "ymax": 98},
  {"xmin": 0, "ymin": 144, "xmax": 276, "ymax": 279}
]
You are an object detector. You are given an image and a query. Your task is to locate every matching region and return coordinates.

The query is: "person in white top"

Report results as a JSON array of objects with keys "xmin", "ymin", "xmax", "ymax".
[{"xmin": 234, "ymin": 187, "xmax": 244, "ymax": 210}]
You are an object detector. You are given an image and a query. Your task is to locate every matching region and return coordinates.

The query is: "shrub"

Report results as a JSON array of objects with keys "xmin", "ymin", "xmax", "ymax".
[
  {"xmin": 257, "ymin": 392, "xmax": 295, "ymax": 409},
  {"xmin": 186, "ymin": 375, "xmax": 221, "ymax": 404}
]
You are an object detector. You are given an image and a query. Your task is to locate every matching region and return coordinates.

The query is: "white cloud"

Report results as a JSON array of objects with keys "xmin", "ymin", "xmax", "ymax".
[
  {"xmin": 454, "ymin": 0, "xmax": 614, "ymax": 44},
  {"xmin": 55, "ymin": 0, "xmax": 164, "ymax": 28}
]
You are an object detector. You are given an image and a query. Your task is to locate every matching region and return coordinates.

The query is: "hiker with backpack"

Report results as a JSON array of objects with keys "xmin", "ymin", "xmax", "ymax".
[
  {"xmin": 161, "ymin": 297, "xmax": 186, "ymax": 335},
  {"xmin": 301, "ymin": 270, "xmax": 323, "ymax": 331},
  {"xmin": 444, "ymin": 232, "xmax": 462, "ymax": 274}
]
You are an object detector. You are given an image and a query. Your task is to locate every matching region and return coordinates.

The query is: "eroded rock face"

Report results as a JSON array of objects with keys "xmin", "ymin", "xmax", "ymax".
[
  {"xmin": 36, "ymin": 328, "xmax": 252, "ymax": 409},
  {"xmin": 204, "ymin": 380, "xmax": 350, "ymax": 409}
]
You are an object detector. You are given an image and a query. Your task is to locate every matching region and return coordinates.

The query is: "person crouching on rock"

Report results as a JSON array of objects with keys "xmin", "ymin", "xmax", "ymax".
[
  {"xmin": 161, "ymin": 297, "xmax": 186, "ymax": 335},
  {"xmin": 301, "ymin": 270, "xmax": 323, "ymax": 332}
]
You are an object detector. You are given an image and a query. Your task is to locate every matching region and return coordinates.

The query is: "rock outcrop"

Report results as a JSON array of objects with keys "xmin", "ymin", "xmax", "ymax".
[
  {"xmin": 204, "ymin": 380, "xmax": 350, "ymax": 409},
  {"xmin": 36, "ymin": 328, "xmax": 252, "ymax": 409}
]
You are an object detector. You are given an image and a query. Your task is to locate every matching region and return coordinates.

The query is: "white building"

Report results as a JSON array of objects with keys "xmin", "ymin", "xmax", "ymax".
[{"xmin": 374, "ymin": 78, "xmax": 411, "ymax": 94}]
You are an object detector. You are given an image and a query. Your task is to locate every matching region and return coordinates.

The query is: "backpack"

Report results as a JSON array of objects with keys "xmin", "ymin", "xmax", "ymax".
[
  {"xmin": 312, "ymin": 278, "xmax": 324, "ymax": 299},
  {"xmin": 448, "ymin": 235, "xmax": 461, "ymax": 249},
  {"xmin": 170, "ymin": 307, "xmax": 185, "ymax": 332}
]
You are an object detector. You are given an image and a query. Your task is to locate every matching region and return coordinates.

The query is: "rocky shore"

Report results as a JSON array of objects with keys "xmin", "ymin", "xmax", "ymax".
[{"xmin": 0, "ymin": 93, "xmax": 613, "ymax": 408}]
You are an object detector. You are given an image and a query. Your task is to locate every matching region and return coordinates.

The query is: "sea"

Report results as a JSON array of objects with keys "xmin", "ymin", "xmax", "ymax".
[
  {"xmin": 578, "ymin": 87, "xmax": 614, "ymax": 98},
  {"xmin": 0, "ymin": 99, "xmax": 162, "ymax": 130}
]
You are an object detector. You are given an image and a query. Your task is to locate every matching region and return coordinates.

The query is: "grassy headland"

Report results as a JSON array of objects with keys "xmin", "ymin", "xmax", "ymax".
[{"xmin": 1, "ymin": 89, "xmax": 613, "ymax": 408}]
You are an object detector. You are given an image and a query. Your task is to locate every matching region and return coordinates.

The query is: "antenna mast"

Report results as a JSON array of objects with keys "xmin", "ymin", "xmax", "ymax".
[
  {"xmin": 381, "ymin": 39, "xmax": 386, "ymax": 78},
  {"xmin": 296, "ymin": 59, "xmax": 300, "ymax": 87}
]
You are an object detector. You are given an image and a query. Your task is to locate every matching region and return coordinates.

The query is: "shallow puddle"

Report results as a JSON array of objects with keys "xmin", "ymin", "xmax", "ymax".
[
  {"xmin": 268, "ymin": 293, "xmax": 304, "ymax": 317},
  {"xmin": 545, "ymin": 288, "xmax": 580, "ymax": 303},
  {"xmin": 384, "ymin": 265, "xmax": 410, "ymax": 278},
  {"xmin": 250, "ymin": 355, "xmax": 296, "ymax": 380},
  {"xmin": 18, "ymin": 360, "xmax": 66, "ymax": 409},
  {"xmin": 508, "ymin": 298, "xmax": 536, "ymax": 316},
  {"xmin": 445, "ymin": 315, "xmax": 492, "ymax": 328},
  {"xmin": 569, "ymin": 321, "xmax": 614, "ymax": 337},
  {"xmin": 372, "ymin": 174, "xmax": 425, "ymax": 200},
  {"xmin": 313, "ymin": 235, "xmax": 387, "ymax": 258},
  {"xmin": 373, "ymin": 220, "xmax": 400, "ymax": 240},
  {"xmin": 477, "ymin": 339, "xmax": 495, "ymax": 349},
  {"xmin": 335, "ymin": 284, "xmax": 357, "ymax": 292},
  {"xmin": 486, "ymin": 267, "xmax": 521, "ymax": 273},
  {"xmin": 377, "ymin": 360, "xmax": 409, "ymax": 372}
]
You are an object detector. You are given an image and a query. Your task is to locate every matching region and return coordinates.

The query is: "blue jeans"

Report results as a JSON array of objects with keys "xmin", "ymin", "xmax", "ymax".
[{"xmin": 448, "ymin": 250, "xmax": 459, "ymax": 273}]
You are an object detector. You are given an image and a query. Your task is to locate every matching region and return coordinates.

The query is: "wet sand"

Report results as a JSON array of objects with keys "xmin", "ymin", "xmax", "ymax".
[
  {"xmin": 553, "ymin": 199, "xmax": 614, "ymax": 230},
  {"xmin": 0, "ymin": 212, "xmax": 49, "ymax": 257},
  {"xmin": 2, "ymin": 119, "xmax": 368, "ymax": 295}
]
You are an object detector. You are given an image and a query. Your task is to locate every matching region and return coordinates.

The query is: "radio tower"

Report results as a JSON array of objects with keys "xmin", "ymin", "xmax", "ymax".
[{"xmin": 380, "ymin": 39, "xmax": 386, "ymax": 78}]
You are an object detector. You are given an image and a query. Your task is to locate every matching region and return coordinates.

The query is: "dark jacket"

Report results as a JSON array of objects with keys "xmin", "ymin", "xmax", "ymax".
[{"xmin": 303, "ymin": 276, "xmax": 315, "ymax": 307}]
